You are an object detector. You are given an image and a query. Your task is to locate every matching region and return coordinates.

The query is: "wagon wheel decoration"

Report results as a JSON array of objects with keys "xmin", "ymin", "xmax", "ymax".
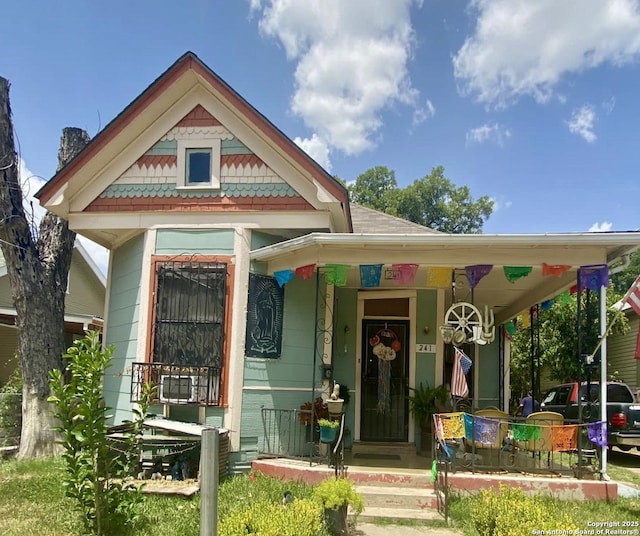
[{"xmin": 443, "ymin": 302, "xmax": 482, "ymax": 346}]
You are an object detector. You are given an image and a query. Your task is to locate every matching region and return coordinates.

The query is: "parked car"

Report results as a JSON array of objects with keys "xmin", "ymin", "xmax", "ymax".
[{"xmin": 540, "ymin": 381, "xmax": 640, "ymax": 451}]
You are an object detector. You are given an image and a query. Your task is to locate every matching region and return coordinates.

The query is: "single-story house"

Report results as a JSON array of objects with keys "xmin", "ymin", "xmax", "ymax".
[
  {"xmin": 0, "ymin": 240, "xmax": 105, "ymax": 386},
  {"xmin": 608, "ymin": 302, "xmax": 640, "ymax": 398},
  {"xmin": 36, "ymin": 52, "xmax": 640, "ymax": 471}
]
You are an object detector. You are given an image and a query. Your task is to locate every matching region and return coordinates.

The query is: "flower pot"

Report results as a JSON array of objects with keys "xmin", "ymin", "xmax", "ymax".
[
  {"xmin": 324, "ymin": 504, "xmax": 349, "ymax": 535},
  {"xmin": 326, "ymin": 399, "xmax": 344, "ymax": 415},
  {"xmin": 320, "ymin": 425, "xmax": 338, "ymax": 443}
]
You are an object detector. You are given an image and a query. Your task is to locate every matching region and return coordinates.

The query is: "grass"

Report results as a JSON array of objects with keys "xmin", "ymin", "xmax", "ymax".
[
  {"xmin": 0, "ymin": 457, "xmax": 322, "ymax": 536},
  {"xmin": 1, "ymin": 453, "xmax": 639, "ymax": 535}
]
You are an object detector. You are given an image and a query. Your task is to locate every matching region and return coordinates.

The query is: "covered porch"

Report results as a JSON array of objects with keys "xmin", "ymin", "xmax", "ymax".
[{"xmin": 249, "ymin": 231, "xmax": 640, "ymax": 477}]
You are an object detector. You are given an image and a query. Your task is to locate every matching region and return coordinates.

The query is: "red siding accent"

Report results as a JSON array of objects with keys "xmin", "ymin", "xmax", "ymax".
[
  {"xmin": 221, "ymin": 154, "xmax": 264, "ymax": 167},
  {"xmin": 176, "ymin": 104, "xmax": 221, "ymax": 127},
  {"xmin": 85, "ymin": 195, "xmax": 314, "ymax": 212},
  {"xmin": 136, "ymin": 155, "xmax": 177, "ymax": 168}
]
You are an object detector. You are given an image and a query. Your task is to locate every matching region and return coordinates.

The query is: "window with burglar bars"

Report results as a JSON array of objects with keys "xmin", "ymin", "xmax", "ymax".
[{"xmin": 152, "ymin": 260, "xmax": 227, "ymax": 370}]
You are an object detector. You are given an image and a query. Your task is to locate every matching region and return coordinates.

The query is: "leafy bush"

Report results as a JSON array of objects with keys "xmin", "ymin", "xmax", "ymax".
[
  {"xmin": 469, "ymin": 485, "xmax": 577, "ymax": 536},
  {"xmin": 311, "ymin": 477, "xmax": 363, "ymax": 514},
  {"xmin": 0, "ymin": 358, "xmax": 22, "ymax": 446},
  {"xmin": 219, "ymin": 498, "xmax": 325, "ymax": 536},
  {"xmin": 48, "ymin": 331, "xmax": 153, "ymax": 535}
]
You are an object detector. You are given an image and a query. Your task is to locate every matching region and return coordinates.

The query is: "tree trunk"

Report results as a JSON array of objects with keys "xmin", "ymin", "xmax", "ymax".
[{"xmin": 0, "ymin": 76, "xmax": 90, "ymax": 458}]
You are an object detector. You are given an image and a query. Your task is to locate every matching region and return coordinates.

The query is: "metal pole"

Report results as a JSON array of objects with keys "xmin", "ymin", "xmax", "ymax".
[
  {"xmin": 200, "ymin": 428, "xmax": 219, "ymax": 536},
  {"xmin": 600, "ymin": 283, "xmax": 608, "ymax": 476}
]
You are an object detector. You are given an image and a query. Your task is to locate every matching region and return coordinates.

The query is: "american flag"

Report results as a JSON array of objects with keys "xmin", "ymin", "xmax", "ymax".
[
  {"xmin": 622, "ymin": 275, "xmax": 640, "ymax": 359},
  {"xmin": 451, "ymin": 348, "xmax": 472, "ymax": 398},
  {"xmin": 622, "ymin": 275, "xmax": 640, "ymax": 316}
]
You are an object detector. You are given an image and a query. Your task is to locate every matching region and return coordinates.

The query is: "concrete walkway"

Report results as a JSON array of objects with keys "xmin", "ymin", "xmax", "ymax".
[{"xmin": 354, "ymin": 522, "xmax": 461, "ymax": 535}]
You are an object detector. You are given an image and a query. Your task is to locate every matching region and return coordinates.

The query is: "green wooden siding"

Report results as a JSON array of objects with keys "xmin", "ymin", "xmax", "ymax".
[
  {"xmin": 221, "ymin": 138, "xmax": 252, "ymax": 155},
  {"xmin": 155, "ymin": 229, "xmax": 235, "ymax": 255},
  {"xmin": 64, "ymin": 254, "xmax": 105, "ymax": 317},
  {"xmin": 144, "ymin": 139, "xmax": 177, "ymax": 156},
  {"xmin": 608, "ymin": 313, "xmax": 640, "ymax": 394},
  {"xmin": 477, "ymin": 339, "xmax": 500, "ymax": 408},
  {"xmin": 103, "ymin": 234, "xmax": 144, "ymax": 424},
  {"xmin": 415, "ymin": 290, "xmax": 437, "ymax": 390}
]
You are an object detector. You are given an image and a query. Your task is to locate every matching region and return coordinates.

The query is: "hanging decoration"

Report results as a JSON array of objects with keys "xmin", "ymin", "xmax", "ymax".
[
  {"xmin": 391, "ymin": 263, "xmax": 418, "ymax": 285},
  {"xmin": 511, "ymin": 423, "xmax": 541, "ymax": 442},
  {"xmin": 587, "ymin": 421, "xmax": 607, "ymax": 448},
  {"xmin": 295, "ymin": 264, "xmax": 316, "ymax": 280},
  {"xmin": 465, "ymin": 264, "xmax": 493, "ymax": 289},
  {"xmin": 550, "ymin": 424, "xmax": 578, "ymax": 451},
  {"xmin": 555, "ymin": 290, "xmax": 572, "ymax": 306},
  {"xmin": 425, "ymin": 267, "xmax": 453, "ymax": 288},
  {"xmin": 542, "ymin": 263, "xmax": 571, "ymax": 277},
  {"xmin": 273, "ymin": 269, "xmax": 295, "ymax": 287},
  {"xmin": 370, "ymin": 327, "xmax": 400, "ymax": 414},
  {"xmin": 359, "ymin": 264, "xmax": 383, "ymax": 288},
  {"xmin": 505, "ymin": 320, "xmax": 517, "ymax": 336},
  {"xmin": 436, "ymin": 413, "xmax": 465, "ymax": 440},
  {"xmin": 467, "ymin": 416, "xmax": 500, "ymax": 445},
  {"xmin": 324, "ymin": 264, "xmax": 350, "ymax": 286},
  {"xmin": 518, "ymin": 313, "xmax": 531, "ymax": 329},
  {"xmin": 503, "ymin": 266, "xmax": 533, "ymax": 283},
  {"xmin": 440, "ymin": 302, "xmax": 495, "ymax": 345},
  {"xmin": 541, "ymin": 299, "xmax": 553, "ymax": 310},
  {"xmin": 579, "ymin": 264, "xmax": 609, "ymax": 292}
]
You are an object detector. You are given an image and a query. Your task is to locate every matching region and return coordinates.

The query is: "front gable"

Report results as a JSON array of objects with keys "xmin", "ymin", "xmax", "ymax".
[
  {"xmin": 37, "ymin": 53, "xmax": 351, "ymax": 248},
  {"xmin": 86, "ymin": 104, "xmax": 313, "ymax": 214}
]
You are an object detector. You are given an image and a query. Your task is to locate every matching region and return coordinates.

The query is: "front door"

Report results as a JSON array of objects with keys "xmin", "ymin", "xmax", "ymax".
[{"xmin": 360, "ymin": 320, "xmax": 409, "ymax": 441}]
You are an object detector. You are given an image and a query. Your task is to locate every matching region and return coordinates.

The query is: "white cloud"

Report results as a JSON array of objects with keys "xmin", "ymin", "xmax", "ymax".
[
  {"xmin": 602, "ymin": 96, "xmax": 616, "ymax": 114},
  {"xmin": 466, "ymin": 122, "xmax": 512, "ymax": 147},
  {"xmin": 412, "ymin": 98, "xmax": 436, "ymax": 127},
  {"xmin": 293, "ymin": 133, "xmax": 332, "ymax": 172},
  {"xmin": 588, "ymin": 221, "xmax": 613, "ymax": 232},
  {"xmin": 566, "ymin": 105, "xmax": 597, "ymax": 143},
  {"xmin": 490, "ymin": 196, "xmax": 512, "ymax": 212},
  {"xmin": 18, "ymin": 158, "xmax": 109, "ymax": 275},
  {"xmin": 454, "ymin": 0, "xmax": 640, "ymax": 107},
  {"xmin": 254, "ymin": 0, "xmax": 422, "ymax": 155}
]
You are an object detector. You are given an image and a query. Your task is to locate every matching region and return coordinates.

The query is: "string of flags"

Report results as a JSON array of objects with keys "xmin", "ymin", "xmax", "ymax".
[{"xmin": 272, "ymin": 262, "xmax": 611, "ymax": 293}]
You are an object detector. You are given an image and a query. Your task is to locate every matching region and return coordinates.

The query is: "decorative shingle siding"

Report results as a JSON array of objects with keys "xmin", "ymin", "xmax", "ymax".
[{"xmin": 95, "ymin": 105, "xmax": 309, "ymax": 212}]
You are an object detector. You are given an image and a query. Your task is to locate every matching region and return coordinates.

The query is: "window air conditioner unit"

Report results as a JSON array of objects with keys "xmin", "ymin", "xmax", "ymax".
[{"xmin": 159, "ymin": 375, "xmax": 207, "ymax": 404}]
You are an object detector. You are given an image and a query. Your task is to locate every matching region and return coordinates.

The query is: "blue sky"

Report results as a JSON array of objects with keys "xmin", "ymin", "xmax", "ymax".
[{"xmin": 3, "ymin": 0, "xmax": 640, "ymax": 272}]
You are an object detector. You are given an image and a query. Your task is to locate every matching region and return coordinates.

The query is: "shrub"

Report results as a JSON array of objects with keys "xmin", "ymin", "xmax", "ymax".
[
  {"xmin": 469, "ymin": 485, "xmax": 577, "ymax": 536},
  {"xmin": 312, "ymin": 477, "xmax": 363, "ymax": 514},
  {"xmin": 218, "ymin": 498, "xmax": 325, "ymax": 536},
  {"xmin": 48, "ymin": 331, "xmax": 153, "ymax": 535},
  {"xmin": 0, "ymin": 358, "xmax": 22, "ymax": 446}
]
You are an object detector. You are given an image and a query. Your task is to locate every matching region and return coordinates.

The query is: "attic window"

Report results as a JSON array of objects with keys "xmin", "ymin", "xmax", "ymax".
[
  {"xmin": 177, "ymin": 138, "xmax": 221, "ymax": 189},
  {"xmin": 186, "ymin": 149, "xmax": 211, "ymax": 184}
]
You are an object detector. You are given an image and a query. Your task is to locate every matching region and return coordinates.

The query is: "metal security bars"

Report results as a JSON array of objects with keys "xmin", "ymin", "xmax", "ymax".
[
  {"xmin": 130, "ymin": 362, "xmax": 221, "ymax": 405},
  {"xmin": 152, "ymin": 261, "xmax": 227, "ymax": 368}
]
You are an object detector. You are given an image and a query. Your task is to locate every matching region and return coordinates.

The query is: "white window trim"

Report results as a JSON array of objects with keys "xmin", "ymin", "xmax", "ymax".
[{"xmin": 176, "ymin": 137, "xmax": 221, "ymax": 189}]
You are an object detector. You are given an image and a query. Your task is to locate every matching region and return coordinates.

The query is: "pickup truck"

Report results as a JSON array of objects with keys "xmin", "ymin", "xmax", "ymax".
[{"xmin": 540, "ymin": 381, "xmax": 640, "ymax": 451}]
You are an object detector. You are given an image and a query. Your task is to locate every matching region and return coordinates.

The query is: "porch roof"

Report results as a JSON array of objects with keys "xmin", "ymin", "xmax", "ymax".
[{"xmin": 250, "ymin": 231, "xmax": 640, "ymax": 324}]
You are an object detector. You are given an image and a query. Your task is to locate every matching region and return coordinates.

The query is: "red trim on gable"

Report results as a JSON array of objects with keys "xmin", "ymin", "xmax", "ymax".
[
  {"xmin": 176, "ymin": 104, "xmax": 221, "ymax": 127},
  {"xmin": 37, "ymin": 52, "xmax": 351, "ymax": 230},
  {"xmin": 221, "ymin": 154, "xmax": 264, "ymax": 168},
  {"xmin": 136, "ymin": 155, "xmax": 178, "ymax": 169},
  {"xmin": 84, "ymin": 194, "xmax": 315, "ymax": 212}
]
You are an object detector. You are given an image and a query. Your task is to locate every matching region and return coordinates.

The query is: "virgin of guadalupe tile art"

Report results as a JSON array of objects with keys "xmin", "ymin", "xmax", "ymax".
[{"xmin": 245, "ymin": 273, "xmax": 284, "ymax": 358}]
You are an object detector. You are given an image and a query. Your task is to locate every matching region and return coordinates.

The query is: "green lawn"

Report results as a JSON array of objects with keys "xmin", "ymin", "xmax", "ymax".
[{"xmin": 1, "ymin": 454, "xmax": 639, "ymax": 536}]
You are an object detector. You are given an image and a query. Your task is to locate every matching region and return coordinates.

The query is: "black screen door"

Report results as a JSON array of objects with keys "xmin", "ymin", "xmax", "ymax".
[{"xmin": 360, "ymin": 320, "xmax": 409, "ymax": 442}]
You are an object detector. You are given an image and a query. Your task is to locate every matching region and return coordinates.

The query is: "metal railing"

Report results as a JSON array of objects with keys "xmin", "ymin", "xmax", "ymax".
[
  {"xmin": 131, "ymin": 362, "xmax": 221, "ymax": 405},
  {"xmin": 260, "ymin": 408, "xmax": 320, "ymax": 462}
]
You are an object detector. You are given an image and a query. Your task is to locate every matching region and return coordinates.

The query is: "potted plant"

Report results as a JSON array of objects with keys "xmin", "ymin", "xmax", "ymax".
[
  {"xmin": 407, "ymin": 382, "xmax": 450, "ymax": 456},
  {"xmin": 312, "ymin": 477, "xmax": 363, "ymax": 536},
  {"xmin": 318, "ymin": 418, "xmax": 340, "ymax": 443}
]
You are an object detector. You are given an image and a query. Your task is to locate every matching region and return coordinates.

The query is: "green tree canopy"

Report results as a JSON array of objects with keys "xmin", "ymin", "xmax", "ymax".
[{"xmin": 348, "ymin": 165, "xmax": 493, "ymax": 233}]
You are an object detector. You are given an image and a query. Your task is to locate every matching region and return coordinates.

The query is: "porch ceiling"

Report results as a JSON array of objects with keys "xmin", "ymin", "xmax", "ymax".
[{"xmin": 250, "ymin": 232, "xmax": 640, "ymax": 324}]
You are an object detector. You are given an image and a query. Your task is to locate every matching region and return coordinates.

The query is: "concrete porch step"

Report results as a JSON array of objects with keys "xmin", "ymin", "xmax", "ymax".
[{"xmin": 354, "ymin": 484, "xmax": 440, "ymax": 522}]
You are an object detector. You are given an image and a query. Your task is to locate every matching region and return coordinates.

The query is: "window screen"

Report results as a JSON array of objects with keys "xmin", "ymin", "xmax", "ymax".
[{"xmin": 186, "ymin": 148, "xmax": 211, "ymax": 183}]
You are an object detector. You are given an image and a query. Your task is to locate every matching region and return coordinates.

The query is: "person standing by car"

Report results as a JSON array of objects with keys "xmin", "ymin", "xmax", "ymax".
[{"xmin": 515, "ymin": 391, "xmax": 539, "ymax": 418}]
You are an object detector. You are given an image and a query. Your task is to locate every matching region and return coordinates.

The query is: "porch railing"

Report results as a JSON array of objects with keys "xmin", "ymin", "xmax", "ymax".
[
  {"xmin": 131, "ymin": 362, "xmax": 221, "ymax": 405},
  {"xmin": 434, "ymin": 411, "xmax": 602, "ymax": 479},
  {"xmin": 260, "ymin": 407, "xmax": 319, "ymax": 462}
]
